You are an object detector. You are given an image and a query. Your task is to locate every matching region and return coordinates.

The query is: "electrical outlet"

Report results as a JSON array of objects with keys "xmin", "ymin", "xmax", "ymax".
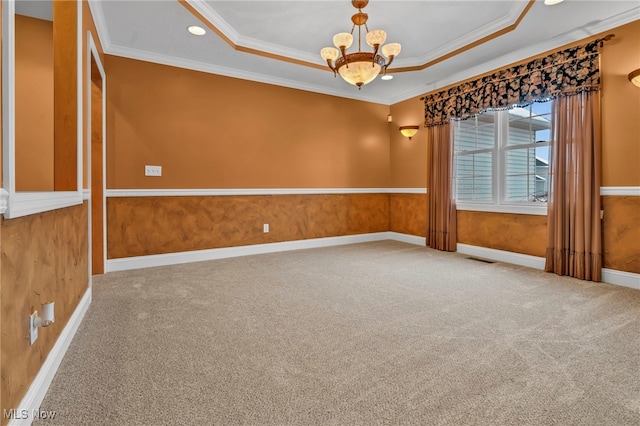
[
  {"xmin": 145, "ymin": 165, "xmax": 162, "ymax": 177},
  {"xmin": 263, "ymin": 224, "xmax": 269, "ymax": 233},
  {"xmin": 29, "ymin": 311, "xmax": 38, "ymax": 345}
]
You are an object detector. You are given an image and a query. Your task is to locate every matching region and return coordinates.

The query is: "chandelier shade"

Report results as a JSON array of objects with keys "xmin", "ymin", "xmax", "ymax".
[
  {"xmin": 321, "ymin": 47, "xmax": 340, "ymax": 61},
  {"xmin": 381, "ymin": 43, "xmax": 401, "ymax": 58},
  {"xmin": 333, "ymin": 32, "xmax": 354, "ymax": 49},
  {"xmin": 320, "ymin": 0, "xmax": 401, "ymax": 89},
  {"xmin": 336, "ymin": 52, "xmax": 386, "ymax": 87},
  {"xmin": 366, "ymin": 30, "xmax": 386, "ymax": 48}
]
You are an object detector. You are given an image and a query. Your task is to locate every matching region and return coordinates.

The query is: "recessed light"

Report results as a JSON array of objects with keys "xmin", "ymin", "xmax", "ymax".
[
  {"xmin": 544, "ymin": 0, "xmax": 564, "ymax": 5},
  {"xmin": 381, "ymin": 74, "xmax": 393, "ymax": 81},
  {"xmin": 188, "ymin": 26, "xmax": 206, "ymax": 36}
]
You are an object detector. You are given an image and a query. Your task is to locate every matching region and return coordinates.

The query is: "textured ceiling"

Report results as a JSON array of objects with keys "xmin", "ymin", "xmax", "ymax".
[{"xmin": 82, "ymin": 1, "xmax": 640, "ymax": 104}]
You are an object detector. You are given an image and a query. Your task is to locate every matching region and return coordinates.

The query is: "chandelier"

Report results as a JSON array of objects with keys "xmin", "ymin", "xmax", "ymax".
[{"xmin": 320, "ymin": 0, "xmax": 401, "ymax": 89}]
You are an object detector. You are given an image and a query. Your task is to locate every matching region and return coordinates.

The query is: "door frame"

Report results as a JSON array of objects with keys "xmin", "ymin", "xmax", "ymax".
[{"xmin": 87, "ymin": 31, "xmax": 106, "ymax": 277}]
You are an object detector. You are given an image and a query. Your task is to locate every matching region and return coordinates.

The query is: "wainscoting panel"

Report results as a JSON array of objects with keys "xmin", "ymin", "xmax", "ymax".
[
  {"xmin": 1, "ymin": 202, "xmax": 89, "ymax": 415},
  {"xmin": 389, "ymin": 193, "xmax": 427, "ymax": 238},
  {"xmin": 457, "ymin": 210, "xmax": 547, "ymax": 258},
  {"xmin": 107, "ymin": 194, "xmax": 390, "ymax": 259},
  {"xmin": 602, "ymin": 196, "xmax": 640, "ymax": 274}
]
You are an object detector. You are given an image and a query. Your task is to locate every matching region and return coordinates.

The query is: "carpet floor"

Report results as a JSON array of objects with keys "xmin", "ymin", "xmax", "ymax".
[{"xmin": 35, "ymin": 241, "xmax": 640, "ymax": 425}]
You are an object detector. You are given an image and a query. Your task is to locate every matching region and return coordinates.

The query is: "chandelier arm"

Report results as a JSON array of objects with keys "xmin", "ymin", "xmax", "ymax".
[
  {"xmin": 385, "ymin": 55, "xmax": 396, "ymax": 69},
  {"xmin": 326, "ymin": 59, "xmax": 337, "ymax": 76},
  {"xmin": 339, "ymin": 46, "xmax": 349, "ymax": 69},
  {"xmin": 372, "ymin": 44, "xmax": 380, "ymax": 65}
]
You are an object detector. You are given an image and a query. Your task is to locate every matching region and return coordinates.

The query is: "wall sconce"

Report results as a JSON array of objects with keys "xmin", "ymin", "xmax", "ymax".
[
  {"xmin": 399, "ymin": 125, "xmax": 419, "ymax": 140},
  {"xmin": 629, "ymin": 69, "xmax": 640, "ymax": 88},
  {"xmin": 29, "ymin": 301, "xmax": 55, "ymax": 345},
  {"xmin": 387, "ymin": 114, "xmax": 393, "ymax": 123}
]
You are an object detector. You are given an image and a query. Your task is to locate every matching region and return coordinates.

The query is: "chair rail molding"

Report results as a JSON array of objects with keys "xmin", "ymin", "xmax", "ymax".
[{"xmin": 105, "ymin": 188, "xmax": 428, "ymax": 197}]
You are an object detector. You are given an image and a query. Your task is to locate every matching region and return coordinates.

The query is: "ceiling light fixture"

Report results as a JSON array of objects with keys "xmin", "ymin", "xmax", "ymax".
[
  {"xmin": 188, "ymin": 25, "xmax": 206, "ymax": 36},
  {"xmin": 381, "ymin": 74, "xmax": 393, "ymax": 81},
  {"xmin": 399, "ymin": 126, "xmax": 419, "ymax": 140},
  {"xmin": 320, "ymin": 0, "xmax": 401, "ymax": 89},
  {"xmin": 629, "ymin": 69, "xmax": 640, "ymax": 88},
  {"xmin": 544, "ymin": 0, "xmax": 564, "ymax": 5}
]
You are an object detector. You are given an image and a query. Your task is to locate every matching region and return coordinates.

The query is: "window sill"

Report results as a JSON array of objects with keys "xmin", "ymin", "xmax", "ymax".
[{"xmin": 456, "ymin": 202, "xmax": 547, "ymax": 216}]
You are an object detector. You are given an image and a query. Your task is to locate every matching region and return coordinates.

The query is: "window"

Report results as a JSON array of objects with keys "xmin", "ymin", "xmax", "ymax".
[{"xmin": 452, "ymin": 101, "xmax": 552, "ymax": 215}]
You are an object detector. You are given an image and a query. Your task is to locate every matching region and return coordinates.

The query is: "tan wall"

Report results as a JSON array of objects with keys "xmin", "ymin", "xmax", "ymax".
[
  {"xmin": 104, "ymin": 57, "xmax": 393, "ymax": 259},
  {"xmin": 106, "ymin": 55, "xmax": 391, "ymax": 190},
  {"xmin": 388, "ymin": 21, "xmax": 640, "ymax": 274},
  {"xmin": 389, "ymin": 97, "xmax": 427, "ymax": 189},
  {"xmin": 107, "ymin": 194, "xmax": 389, "ymax": 259},
  {"xmin": 15, "ymin": 15, "xmax": 54, "ymax": 191},
  {"xmin": 0, "ymin": 203, "xmax": 88, "ymax": 421},
  {"xmin": 601, "ymin": 21, "xmax": 640, "ymax": 187}
]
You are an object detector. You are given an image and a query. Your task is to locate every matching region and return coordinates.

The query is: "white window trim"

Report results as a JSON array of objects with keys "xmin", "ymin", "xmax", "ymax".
[
  {"xmin": 456, "ymin": 202, "xmax": 548, "ymax": 216},
  {"xmin": 453, "ymin": 107, "xmax": 550, "ymax": 216}
]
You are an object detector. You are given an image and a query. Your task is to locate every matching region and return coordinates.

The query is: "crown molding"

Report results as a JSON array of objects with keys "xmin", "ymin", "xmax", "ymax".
[
  {"xmin": 404, "ymin": 0, "xmax": 533, "ymax": 69},
  {"xmin": 188, "ymin": 0, "xmax": 321, "ymax": 67},
  {"xmin": 105, "ymin": 43, "xmax": 387, "ymax": 105},
  {"xmin": 390, "ymin": 6, "xmax": 640, "ymax": 104},
  {"xmin": 187, "ymin": 0, "xmax": 534, "ymax": 73},
  {"xmin": 87, "ymin": 0, "xmax": 112, "ymax": 52},
  {"xmin": 87, "ymin": 1, "xmax": 640, "ymax": 106},
  {"xmin": 186, "ymin": 0, "xmax": 240, "ymax": 43}
]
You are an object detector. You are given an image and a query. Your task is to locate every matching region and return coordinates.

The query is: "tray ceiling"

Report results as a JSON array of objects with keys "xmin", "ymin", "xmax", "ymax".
[{"xmin": 85, "ymin": 0, "xmax": 640, "ymax": 104}]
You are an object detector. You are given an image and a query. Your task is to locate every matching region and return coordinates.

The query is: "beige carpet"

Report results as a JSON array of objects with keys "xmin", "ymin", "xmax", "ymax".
[{"xmin": 36, "ymin": 241, "xmax": 640, "ymax": 425}]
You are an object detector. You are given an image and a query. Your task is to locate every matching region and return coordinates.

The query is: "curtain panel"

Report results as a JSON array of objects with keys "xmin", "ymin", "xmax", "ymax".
[
  {"xmin": 422, "ymin": 39, "xmax": 604, "ymax": 127},
  {"xmin": 427, "ymin": 124, "xmax": 457, "ymax": 252},
  {"xmin": 545, "ymin": 91, "xmax": 602, "ymax": 281}
]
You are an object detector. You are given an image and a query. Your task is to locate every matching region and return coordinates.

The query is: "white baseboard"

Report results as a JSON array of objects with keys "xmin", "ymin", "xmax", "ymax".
[
  {"xmin": 105, "ymin": 236, "xmax": 638, "ymax": 289},
  {"xmin": 602, "ymin": 268, "xmax": 640, "ymax": 290},
  {"xmin": 106, "ymin": 233, "xmax": 386, "ymax": 272},
  {"xmin": 106, "ymin": 232, "xmax": 426, "ymax": 272},
  {"xmin": 456, "ymin": 243, "xmax": 640, "ymax": 290},
  {"xmin": 456, "ymin": 243, "xmax": 546, "ymax": 270},
  {"xmin": 9, "ymin": 288, "xmax": 92, "ymax": 426},
  {"xmin": 388, "ymin": 232, "xmax": 426, "ymax": 246}
]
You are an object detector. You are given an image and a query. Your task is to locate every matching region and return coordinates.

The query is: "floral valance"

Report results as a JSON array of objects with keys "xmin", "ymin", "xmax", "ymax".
[{"xmin": 422, "ymin": 39, "xmax": 606, "ymax": 127}]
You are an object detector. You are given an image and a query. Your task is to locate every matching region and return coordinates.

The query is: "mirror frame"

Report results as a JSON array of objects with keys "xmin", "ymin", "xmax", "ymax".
[{"xmin": 2, "ymin": 0, "xmax": 83, "ymax": 218}]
